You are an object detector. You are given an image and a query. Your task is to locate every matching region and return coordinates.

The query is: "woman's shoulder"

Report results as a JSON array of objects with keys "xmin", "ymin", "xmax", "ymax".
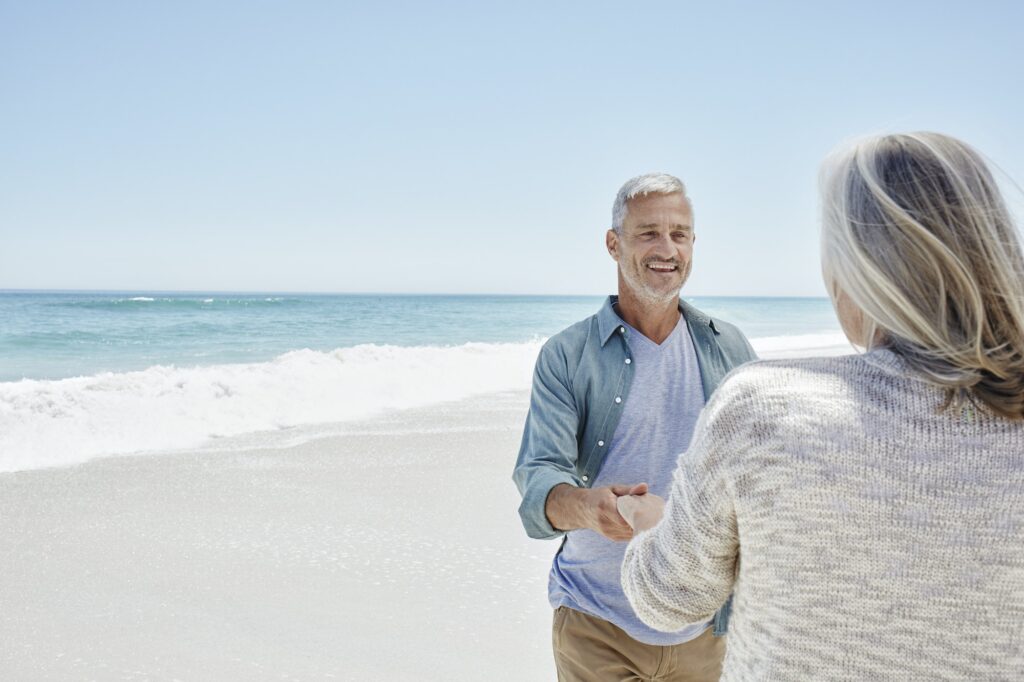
[
  {"xmin": 722, "ymin": 353, "xmax": 863, "ymax": 389},
  {"xmin": 707, "ymin": 353, "xmax": 878, "ymax": 419}
]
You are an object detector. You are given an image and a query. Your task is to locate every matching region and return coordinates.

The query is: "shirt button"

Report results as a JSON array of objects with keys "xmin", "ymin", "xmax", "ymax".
[
  {"xmin": 624, "ymin": 358, "xmax": 631, "ymax": 364},
  {"xmin": 598, "ymin": 440, "xmax": 605, "ymax": 447},
  {"xmin": 615, "ymin": 397, "xmax": 622, "ymax": 404},
  {"xmin": 582, "ymin": 475, "xmax": 589, "ymax": 482},
  {"xmin": 619, "ymin": 327, "xmax": 625, "ymax": 334}
]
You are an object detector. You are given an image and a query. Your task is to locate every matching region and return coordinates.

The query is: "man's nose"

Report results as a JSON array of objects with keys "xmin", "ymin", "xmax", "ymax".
[{"xmin": 651, "ymin": 233, "xmax": 676, "ymax": 257}]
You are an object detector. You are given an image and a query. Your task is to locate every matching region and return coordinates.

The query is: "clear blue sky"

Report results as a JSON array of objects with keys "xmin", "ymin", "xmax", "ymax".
[{"xmin": 2, "ymin": 1, "xmax": 1021, "ymax": 296}]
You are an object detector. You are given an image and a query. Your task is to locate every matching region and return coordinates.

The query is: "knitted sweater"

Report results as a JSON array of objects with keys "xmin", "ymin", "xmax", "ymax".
[{"xmin": 621, "ymin": 349, "xmax": 1024, "ymax": 680}]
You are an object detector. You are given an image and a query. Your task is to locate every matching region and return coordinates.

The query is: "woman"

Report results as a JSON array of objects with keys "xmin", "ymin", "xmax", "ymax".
[{"xmin": 618, "ymin": 132, "xmax": 1024, "ymax": 680}]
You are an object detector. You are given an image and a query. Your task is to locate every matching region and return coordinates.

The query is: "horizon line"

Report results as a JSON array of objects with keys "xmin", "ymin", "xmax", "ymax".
[{"xmin": 0, "ymin": 287, "xmax": 831, "ymax": 299}]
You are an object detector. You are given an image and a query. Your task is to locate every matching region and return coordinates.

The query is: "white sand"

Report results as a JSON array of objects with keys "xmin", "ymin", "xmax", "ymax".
[
  {"xmin": 0, "ymin": 345, "xmax": 852, "ymax": 680},
  {"xmin": 0, "ymin": 390, "xmax": 558, "ymax": 681}
]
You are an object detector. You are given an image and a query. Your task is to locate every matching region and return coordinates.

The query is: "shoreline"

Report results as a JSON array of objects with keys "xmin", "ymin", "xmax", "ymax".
[{"xmin": 0, "ymin": 341, "xmax": 852, "ymax": 477}]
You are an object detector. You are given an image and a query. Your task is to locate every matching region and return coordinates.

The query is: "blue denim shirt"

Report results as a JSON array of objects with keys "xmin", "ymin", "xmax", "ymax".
[{"xmin": 512, "ymin": 295, "xmax": 757, "ymax": 635}]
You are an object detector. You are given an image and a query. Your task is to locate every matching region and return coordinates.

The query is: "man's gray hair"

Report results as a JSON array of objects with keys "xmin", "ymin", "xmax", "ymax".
[{"xmin": 611, "ymin": 172, "xmax": 691, "ymax": 233}]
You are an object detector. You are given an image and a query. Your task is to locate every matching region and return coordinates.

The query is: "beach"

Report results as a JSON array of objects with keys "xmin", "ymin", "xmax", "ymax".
[
  {"xmin": 0, "ymin": 292, "xmax": 851, "ymax": 679},
  {"xmin": 5, "ymin": 1, "xmax": 1018, "ymax": 675},
  {"xmin": 0, "ymin": 390, "xmax": 558, "ymax": 680}
]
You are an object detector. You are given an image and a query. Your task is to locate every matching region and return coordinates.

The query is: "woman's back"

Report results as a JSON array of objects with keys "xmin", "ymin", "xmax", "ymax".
[
  {"xmin": 621, "ymin": 131, "xmax": 1024, "ymax": 679},
  {"xmin": 722, "ymin": 350, "xmax": 1024, "ymax": 679}
]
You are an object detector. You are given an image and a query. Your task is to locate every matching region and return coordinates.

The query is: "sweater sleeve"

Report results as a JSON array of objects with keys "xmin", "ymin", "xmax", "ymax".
[{"xmin": 620, "ymin": 373, "xmax": 747, "ymax": 631}]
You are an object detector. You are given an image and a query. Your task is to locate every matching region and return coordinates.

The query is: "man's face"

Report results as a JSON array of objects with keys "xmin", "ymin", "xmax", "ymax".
[{"xmin": 606, "ymin": 192, "xmax": 694, "ymax": 305}]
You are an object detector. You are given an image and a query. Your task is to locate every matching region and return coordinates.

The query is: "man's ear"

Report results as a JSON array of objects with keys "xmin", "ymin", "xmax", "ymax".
[{"xmin": 606, "ymin": 229, "xmax": 619, "ymax": 261}]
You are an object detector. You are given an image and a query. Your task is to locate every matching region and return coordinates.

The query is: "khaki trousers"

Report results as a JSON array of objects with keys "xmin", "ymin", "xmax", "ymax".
[{"xmin": 552, "ymin": 606, "xmax": 725, "ymax": 682}]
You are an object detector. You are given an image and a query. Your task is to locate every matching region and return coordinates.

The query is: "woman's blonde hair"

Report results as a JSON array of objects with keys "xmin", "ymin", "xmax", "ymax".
[{"xmin": 820, "ymin": 131, "xmax": 1024, "ymax": 419}]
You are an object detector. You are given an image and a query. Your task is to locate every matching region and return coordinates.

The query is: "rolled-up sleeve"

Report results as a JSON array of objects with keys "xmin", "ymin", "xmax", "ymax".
[
  {"xmin": 512, "ymin": 342, "xmax": 583, "ymax": 540},
  {"xmin": 621, "ymin": 383, "xmax": 742, "ymax": 630}
]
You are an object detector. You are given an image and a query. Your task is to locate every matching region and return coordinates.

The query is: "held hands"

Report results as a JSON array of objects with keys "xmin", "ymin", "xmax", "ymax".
[
  {"xmin": 545, "ymin": 482, "xmax": 654, "ymax": 541},
  {"xmin": 583, "ymin": 482, "xmax": 649, "ymax": 541},
  {"xmin": 616, "ymin": 492, "xmax": 666, "ymax": 533}
]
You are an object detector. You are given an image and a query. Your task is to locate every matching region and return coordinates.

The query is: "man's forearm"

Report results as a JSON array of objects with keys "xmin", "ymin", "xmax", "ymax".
[{"xmin": 544, "ymin": 483, "xmax": 589, "ymax": 532}]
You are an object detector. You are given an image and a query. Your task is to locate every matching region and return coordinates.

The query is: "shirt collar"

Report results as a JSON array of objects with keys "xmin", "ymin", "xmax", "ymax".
[{"xmin": 597, "ymin": 295, "xmax": 719, "ymax": 347}]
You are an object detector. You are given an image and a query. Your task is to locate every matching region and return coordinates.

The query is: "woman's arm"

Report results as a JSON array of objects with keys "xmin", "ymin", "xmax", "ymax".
[{"xmin": 619, "ymin": 385, "xmax": 743, "ymax": 631}]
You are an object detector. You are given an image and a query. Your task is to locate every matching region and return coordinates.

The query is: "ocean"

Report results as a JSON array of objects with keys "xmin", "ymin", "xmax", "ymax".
[{"xmin": 0, "ymin": 291, "xmax": 847, "ymax": 473}]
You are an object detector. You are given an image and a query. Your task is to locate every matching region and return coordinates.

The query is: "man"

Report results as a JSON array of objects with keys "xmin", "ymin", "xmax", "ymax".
[{"xmin": 513, "ymin": 173, "xmax": 756, "ymax": 681}]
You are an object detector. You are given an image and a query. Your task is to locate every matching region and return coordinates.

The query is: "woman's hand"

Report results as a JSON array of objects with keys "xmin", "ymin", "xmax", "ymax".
[{"xmin": 616, "ymin": 493, "xmax": 666, "ymax": 533}]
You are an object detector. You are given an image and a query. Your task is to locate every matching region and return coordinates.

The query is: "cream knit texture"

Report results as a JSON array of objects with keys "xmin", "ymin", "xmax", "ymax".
[{"xmin": 621, "ymin": 349, "xmax": 1024, "ymax": 680}]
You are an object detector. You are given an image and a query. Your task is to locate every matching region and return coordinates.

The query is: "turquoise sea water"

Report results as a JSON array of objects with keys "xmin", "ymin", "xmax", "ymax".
[
  {"xmin": 0, "ymin": 291, "xmax": 840, "ymax": 382},
  {"xmin": 0, "ymin": 291, "xmax": 844, "ymax": 472}
]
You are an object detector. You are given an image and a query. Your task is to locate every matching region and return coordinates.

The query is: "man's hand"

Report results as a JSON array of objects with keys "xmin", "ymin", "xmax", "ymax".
[
  {"xmin": 545, "ymin": 482, "xmax": 648, "ymax": 541},
  {"xmin": 616, "ymin": 493, "xmax": 666, "ymax": 533}
]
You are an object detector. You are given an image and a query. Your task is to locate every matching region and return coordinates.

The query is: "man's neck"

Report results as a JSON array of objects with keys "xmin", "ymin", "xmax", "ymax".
[{"xmin": 614, "ymin": 289, "xmax": 681, "ymax": 345}]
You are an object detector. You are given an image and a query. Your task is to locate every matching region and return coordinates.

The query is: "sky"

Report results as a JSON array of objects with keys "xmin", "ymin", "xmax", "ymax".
[{"xmin": 2, "ymin": 1, "xmax": 1022, "ymax": 297}]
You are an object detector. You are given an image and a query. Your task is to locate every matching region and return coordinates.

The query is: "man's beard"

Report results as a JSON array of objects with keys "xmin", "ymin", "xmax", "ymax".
[{"xmin": 621, "ymin": 259, "xmax": 690, "ymax": 307}]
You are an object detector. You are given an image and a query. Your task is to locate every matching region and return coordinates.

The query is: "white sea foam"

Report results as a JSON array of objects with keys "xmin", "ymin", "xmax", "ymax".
[
  {"xmin": 750, "ymin": 332, "xmax": 852, "ymax": 357},
  {"xmin": 128, "ymin": 296, "xmax": 155, "ymax": 302},
  {"xmin": 0, "ymin": 331, "xmax": 852, "ymax": 474},
  {"xmin": 0, "ymin": 341, "xmax": 543, "ymax": 473}
]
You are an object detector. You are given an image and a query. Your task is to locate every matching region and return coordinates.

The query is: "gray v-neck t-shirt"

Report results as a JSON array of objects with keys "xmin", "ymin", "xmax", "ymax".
[{"xmin": 548, "ymin": 314, "xmax": 711, "ymax": 645}]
